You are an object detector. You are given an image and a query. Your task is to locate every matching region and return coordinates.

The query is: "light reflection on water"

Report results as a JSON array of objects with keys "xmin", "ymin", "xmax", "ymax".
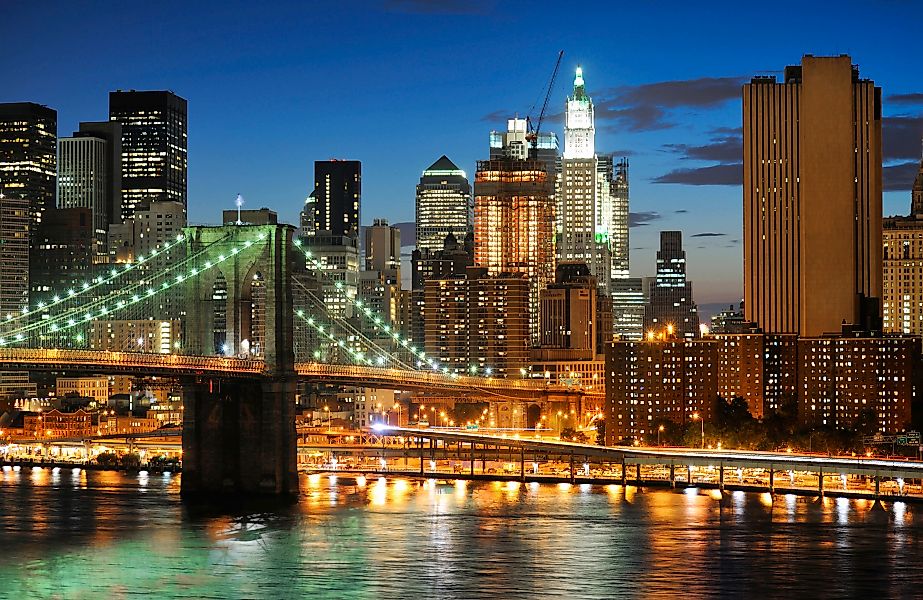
[{"xmin": 0, "ymin": 471, "xmax": 921, "ymax": 598}]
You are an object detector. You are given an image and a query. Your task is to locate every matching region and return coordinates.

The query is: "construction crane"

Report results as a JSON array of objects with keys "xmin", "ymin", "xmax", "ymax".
[{"xmin": 526, "ymin": 50, "xmax": 564, "ymax": 154}]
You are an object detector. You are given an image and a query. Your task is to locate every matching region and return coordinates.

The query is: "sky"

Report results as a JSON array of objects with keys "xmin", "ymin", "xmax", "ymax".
[{"xmin": 3, "ymin": 0, "xmax": 923, "ymax": 316}]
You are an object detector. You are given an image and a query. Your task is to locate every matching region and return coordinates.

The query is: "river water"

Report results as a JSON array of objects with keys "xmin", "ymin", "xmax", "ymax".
[{"xmin": 1, "ymin": 467, "xmax": 922, "ymax": 598}]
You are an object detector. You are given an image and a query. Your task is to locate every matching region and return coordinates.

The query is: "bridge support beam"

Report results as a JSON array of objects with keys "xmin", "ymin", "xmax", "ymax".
[
  {"xmin": 874, "ymin": 475, "xmax": 880, "ymax": 498},
  {"xmin": 818, "ymin": 468, "xmax": 824, "ymax": 497},
  {"xmin": 719, "ymin": 464, "xmax": 725, "ymax": 491},
  {"xmin": 669, "ymin": 463, "xmax": 675, "ymax": 488},
  {"xmin": 181, "ymin": 376, "xmax": 298, "ymax": 498},
  {"xmin": 769, "ymin": 468, "xmax": 774, "ymax": 493}
]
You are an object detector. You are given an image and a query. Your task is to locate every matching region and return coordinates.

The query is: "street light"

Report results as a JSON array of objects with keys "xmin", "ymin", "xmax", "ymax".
[
  {"xmin": 323, "ymin": 405, "xmax": 330, "ymax": 432},
  {"xmin": 392, "ymin": 403, "xmax": 401, "ymax": 427},
  {"xmin": 658, "ymin": 424, "xmax": 665, "ymax": 447},
  {"xmin": 691, "ymin": 412, "xmax": 704, "ymax": 449}
]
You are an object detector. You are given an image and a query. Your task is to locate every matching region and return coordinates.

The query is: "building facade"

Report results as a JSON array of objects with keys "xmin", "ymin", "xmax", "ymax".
[
  {"xmin": 474, "ymin": 134, "xmax": 555, "ymax": 341},
  {"xmin": 643, "ymin": 231, "xmax": 700, "ymax": 338},
  {"xmin": 302, "ymin": 160, "xmax": 361, "ymax": 237},
  {"xmin": 743, "ymin": 56, "xmax": 882, "ymax": 336},
  {"xmin": 605, "ymin": 333, "xmax": 917, "ymax": 443},
  {"xmin": 882, "ymin": 160, "xmax": 923, "ymax": 334},
  {"xmin": 424, "ymin": 267, "xmax": 529, "ymax": 376},
  {"xmin": 57, "ymin": 135, "xmax": 111, "ymax": 262},
  {"xmin": 556, "ymin": 68, "xmax": 626, "ymax": 297},
  {"xmin": 415, "ymin": 155, "xmax": 470, "ymax": 254},
  {"xmin": 109, "ymin": 90, "xmax": 187, "ymax": 220}
]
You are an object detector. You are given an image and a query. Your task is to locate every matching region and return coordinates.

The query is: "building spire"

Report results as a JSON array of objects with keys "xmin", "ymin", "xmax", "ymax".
[{"xmin": 573, "ymin": 66, "xmax": 586, "ymax": 100}]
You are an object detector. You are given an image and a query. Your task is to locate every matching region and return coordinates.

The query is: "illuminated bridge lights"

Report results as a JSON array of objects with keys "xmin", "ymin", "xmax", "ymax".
[
  {"xmin": 8, "ymin": 235, "xmax": 260, "ymax": 344},
  {"xmin": 7, "ymin": 234, "xmax": 187, "ymax": 325}
]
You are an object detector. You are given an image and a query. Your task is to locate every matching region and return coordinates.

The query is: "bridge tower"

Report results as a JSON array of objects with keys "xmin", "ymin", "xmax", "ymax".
[{"xmin": 181, "ymin": 224, "xmax": 299, "ymax": 497}]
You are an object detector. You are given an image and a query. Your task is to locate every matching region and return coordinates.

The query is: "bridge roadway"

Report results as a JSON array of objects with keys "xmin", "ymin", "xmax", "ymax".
[
  {"xmin": 372, "ymin": 426, "xmax": 923, "ymax": 482},
  {"xmin": 0, "ymin": 348, "xmax": 597, "ymax": 397}
]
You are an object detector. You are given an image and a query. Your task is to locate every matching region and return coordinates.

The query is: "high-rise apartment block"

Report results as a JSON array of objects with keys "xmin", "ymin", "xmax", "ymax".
[
  {"xmin": 475, "ymin": 120, "xmax": 555, "ymax": 341},
  {"xmin": 606, "ymin": 333, "xmax": 918, "ymax": 443},
  {"xmin": 302, "ymin": 160, "xmax": 361, "ymax": 237},
  {"xmin": 410, "ymin": 232, "xmax": 473, "ymax": 349},
  {"xmin": 882, "ymin": 159, "xmax": 923, "ymax": 334},
  {"xmin": 743, "ymin": 55, "xmax": 882, "ymax": 336},
  {"xmin": 415, "ymin": 156, "xmax": 470, "ymax": 254},
  {"xmin": 109, "ymin": 91, "xmax": 187, "ymax": 220},
  {"xmin": 424, "ymin": 267, "xmax": 529, "ymax": 376},
  {"xmin": 643, "ymin": 231, "xmax": 699, "ymax": 338},
  {"xmin": 611, "ymin": 277, "xmax": 645, "ymax": 341}
]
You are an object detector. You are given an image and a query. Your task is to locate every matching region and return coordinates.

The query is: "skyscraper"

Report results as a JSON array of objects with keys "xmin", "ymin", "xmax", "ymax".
[
  {"xmin": 108, "ymin": 90, "xmax": 187, "ymax": 220},
  {"xmin": 556, "ymin": 68, "xmax": 623, "ymax": 296},
  {"xmin": 302, "ymin": 160, "xmax": 361, "ymax": 237},
  {"xmin": 57, "ymin": 133, "xmax": 112, "ymax": 262},
  {"xmin": 474, "ymin": 120, "xmax": 555, "ymax": 341},
  {"xmin": 76, "ymin": 121, "xmax": 122, "ymax": 224},
  {"xmin": 0, "ymin": 103, "xmax": 57, "ymax": 233},
  {"xmin": 743, "ymin": 55, "xmax": 882, "ymax": 336},
  {"xmin": 415, "ymin": 156, "xmax": 470, "ymax": 254},
  {"xmin": 365, "ymin": 218, "xmax": 401, "ymax": 279},
  {"xmin": 882, "ymin": 158, "xmax": 923, "ymax": 334},
  {"xmin": 643, "ymin": 231, "xmax": 699, "ymax": 338}
]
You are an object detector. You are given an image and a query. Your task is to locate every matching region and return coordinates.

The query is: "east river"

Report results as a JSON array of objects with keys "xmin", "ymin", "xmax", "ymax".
[{"xmin": 2, "ymin": 468, "xmax": 923, "ymax": 598}]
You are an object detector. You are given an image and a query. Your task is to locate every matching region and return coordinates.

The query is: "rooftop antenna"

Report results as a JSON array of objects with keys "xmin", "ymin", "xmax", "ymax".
[{"xmin": 235, "ymin": 193, "xmax": 244, "ymax": 225}]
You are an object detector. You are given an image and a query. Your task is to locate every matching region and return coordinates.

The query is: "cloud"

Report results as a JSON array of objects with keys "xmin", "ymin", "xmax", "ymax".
[
  {"xmin": 674, "ymin": 209, "xmax": 688, "ymax": 214},
  {"xmin": 603, "ymin": 148, "xmax": 636, "ymax": 157},
  {"xmin": 888, "ymin": 93, "xmax": 923, "ymax": 106},
  {"xmin": 883, "ymin": 115, "xmax": 923, "ymax": 161},
  {"xmin": 629, "ymin": 211, "xmax": 661, "ymax": 227},
  {"xmin": 690, "ymin": 232, "xmax": 726, "ymax": 237},
  {"xmin": 652, "ymin": 163, "xmax": 743, "ymax": 186},
  {"xmin": 382, "ymin": 0, "xmax": 494, "ymax": 14},
  {"xmin": 588, "ymin": 76, "xmax": 745, "ymax": 131},
  {"xmin": 884, "ymin": 161, "xmax": 921, "ymax": 192},
  {"xmin": 480, "ymin": 109, "xmax": 510, "ymax": 123},
  {"xmin": 663, "ymin": 135, "xmax": 742, "ymax": 163}
]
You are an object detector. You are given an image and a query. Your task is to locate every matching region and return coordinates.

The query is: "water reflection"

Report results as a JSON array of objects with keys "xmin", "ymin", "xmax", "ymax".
[{"xmin": 0, "ymin": 471, "xmax": 921, "ymax": 597}]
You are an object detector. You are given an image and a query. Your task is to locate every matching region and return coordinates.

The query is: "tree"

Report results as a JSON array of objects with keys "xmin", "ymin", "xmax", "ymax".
[
  {"xmin": 560, "ymin": 428, "xmax": 589, "ymax": 444},
  {"xmin": 595, "ymin": 420, "xmax": 606, "ymax": 446}
]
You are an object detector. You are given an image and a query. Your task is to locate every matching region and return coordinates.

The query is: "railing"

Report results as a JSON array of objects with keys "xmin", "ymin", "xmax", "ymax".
[
  {"xmin": 293, "ymin": 363, "xmax": 599, "ymax": 395},
  {"xmin": 0, "ymin": 348, "xmax": 266, "ymax": 376}
]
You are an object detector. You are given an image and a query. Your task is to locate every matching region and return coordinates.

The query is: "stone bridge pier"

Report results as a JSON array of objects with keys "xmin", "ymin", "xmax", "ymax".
[{"xmin": 180, "ymin": 224, "xmax": 299, "ymax": 497}]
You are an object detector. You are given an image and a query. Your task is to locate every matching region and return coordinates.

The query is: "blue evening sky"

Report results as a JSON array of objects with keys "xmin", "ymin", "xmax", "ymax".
[{"xmin": 3, "ymin": 0, "xmax": 922, "ymax": 312}]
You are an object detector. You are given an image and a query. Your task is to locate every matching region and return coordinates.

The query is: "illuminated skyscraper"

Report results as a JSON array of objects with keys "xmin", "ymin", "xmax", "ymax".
[
  {"xmin": 415, "ymin": 156, "xmax": 470, "ymax": 254},
  {"xmin": 882, "ymin": 157, "xmax": 923, "ymax": 334},
  {"xmin": 57, "ymin": 133, "xmax": 113, "ymax": 263},
  {"xmin": 108, "ymin": 90, "xmax": 187, "ymax": 220},
  {"xmin": 0, "ymin": 102, "xmax": 52, "ymax": 400},
  {"xmin": 475, "ymin": 118, "xmax": 556, "ymax": 341},
  {"xmin": 557, "ymin": 68, "xmax": 622, "ymax": 296},
  {"xmin": 302, "ymin": 160, "xmax": 361, "ymax": 237},
  {"xmin": 643, "ymin": 231, "xmax": 699, "ymax": 338}
]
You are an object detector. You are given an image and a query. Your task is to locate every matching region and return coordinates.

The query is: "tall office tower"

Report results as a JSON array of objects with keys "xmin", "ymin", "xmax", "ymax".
[
  {"xmin": 489, "ymin": 117, "xmax": 558, "ymax": 176},
  {"xmin": 643, "ymin": 231, "xmax": 699, "ymax": 338},
  {"xmin": 538, "ymin": 262, "xmax": 597, "ymax": 355},
  {"xmin": 0, "ymin": 103, "xmax": 55, "ymax": 401},
  {"xmin": 556, "ymin": 68, "xmax": 616, "ymax": 296},
  {"xmin": 108, "ymin": 90, "xmax": 187, "ymax": 220},
  {"xmin": 302, "ymin": 160, "xmax": 361, "ymax": 237},
  {"xmin": 611, "ymin": 277, "xmax": 645, "ymax": 340},
  {"xmin": 882, "ymin": 158, "xmax": 923, "ymax": 334},
  {"xmin": 743, "ymin": 55, "xmax": 882, "ymax": 337},
  {"xmin": 475, "ymin": 120, "xmax": 555, "ymax": 341},
  {"xmin": 610, "ymin": 158, "xmax": 630, "ymax": 281},
  {"xmin": 365, "ymin": 218, "xmax": 401, "ymax": 279},
  {"xmin": 57, "ymin": 130, "xmax": 116, "ymax": 263},
  {"xmin": 76, "ymin": 121, "xmax": 122, "ymax": 223},
  {"xmin": 0, "ymin": 102, "xmax": 57, "ymax": 234},
  {"xmin": 415, "ymin": 156, "xmax": 471, "ymax": 254}
]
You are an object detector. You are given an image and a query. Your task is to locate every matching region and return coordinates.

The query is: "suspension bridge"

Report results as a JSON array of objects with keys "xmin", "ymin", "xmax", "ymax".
[{"xmin": 0, "ymin": 223, "xmax": 597, "ymax": 496}]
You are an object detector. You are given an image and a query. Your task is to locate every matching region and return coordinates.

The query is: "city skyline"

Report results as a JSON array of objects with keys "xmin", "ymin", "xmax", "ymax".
[{"xmin": 3, "ymin": 1, "xmax": 922, "ymax": 311}]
